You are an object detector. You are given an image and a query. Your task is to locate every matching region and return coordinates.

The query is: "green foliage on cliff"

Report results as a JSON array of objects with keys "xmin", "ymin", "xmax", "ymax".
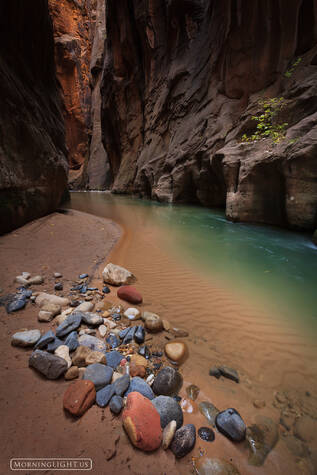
[
  {"xmin": 285, "ymin": 57, "xmax": 302, "ymax": 78},
  {"xmin": 242, "ymin": 97, "xmax": 288, "ymax": 144}
]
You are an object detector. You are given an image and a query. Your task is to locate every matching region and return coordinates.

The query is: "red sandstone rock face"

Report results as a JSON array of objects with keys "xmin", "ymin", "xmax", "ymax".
[
  {"xmin": 117, "ymin": 286, "xmax": 143, "ymax": 304},
  {"xmin": 48, "ymin": 0, "xmax": 97, "ymax": 188},
  {"xmin": 101, "ymin": 0, "xmax": 317, "ymax": 230},
  {"xmin": 63, "ymin": 379, "xmax": 96, "ymax": 416}
]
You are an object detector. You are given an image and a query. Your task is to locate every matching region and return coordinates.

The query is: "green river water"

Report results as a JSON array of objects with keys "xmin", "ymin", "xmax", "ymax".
[{"xmin": 68, "ymin": 191, "xmax": 317, "ymax": 333}]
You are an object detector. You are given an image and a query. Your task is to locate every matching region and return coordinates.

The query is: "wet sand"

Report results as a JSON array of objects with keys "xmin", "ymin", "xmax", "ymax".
[{"xmin": 0, "ymin": 206, "xmax": 316, "ymax": 474}]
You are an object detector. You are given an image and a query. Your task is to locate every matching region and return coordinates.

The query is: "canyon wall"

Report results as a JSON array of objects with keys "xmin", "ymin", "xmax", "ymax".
[
  {"xmin": 100, "ymin": 0, "xmax": 317, "ymax": 230},
  {"xmin": 0, "ymin": 0, "xmax": 68, "ymax": 235}
]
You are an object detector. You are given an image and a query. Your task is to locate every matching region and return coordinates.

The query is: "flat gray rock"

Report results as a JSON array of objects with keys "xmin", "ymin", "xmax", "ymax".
[
  {"xmin": 78, "ymin": 334, "xmax": 106, "ymax": 353},
  {"xmin": 11, "ymin": 329, "xmax": 41, "ymax": 347},
  {"xmin": 35, "ymin": 330, "xmax": 55, "ymax": 350},
  {"xmin": 81, "ymin": 312, "xmax": 103, "ymax": 326},
  {"xmin": 83, "ymin": 363, "xmax": 113, "ymax": 390},
  {"xmin": 56, "ymin": 313, "xmax": 82, "ymax": 338},
  {"xmin": 113, "ymin": 374, "xmax": 130, "ymax": 396}
]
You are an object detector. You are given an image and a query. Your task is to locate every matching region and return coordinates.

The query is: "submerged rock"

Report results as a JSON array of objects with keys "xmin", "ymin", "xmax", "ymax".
[
  {"xmin": 55, "ymin": 345, "xmax": 72, "ymax": 368},
  {"xmin": 102, "ymin": 263, "xmax": 135, "ymax": 286},
  {"xmin": 198, "ymin": 427, "xmax": 215, "ymax": 442},
  {"xmin": 216, "ymin": 408, "xmax": 246, "ymax": 442},
  {"xmin": 199, "ymin": 401, "xmax": 220, "ymax": 427},
  {"xmin": 170, "ymin": 424, "xmax": 196, "ymax": 458},
  {"xmin": 186, "ymin": 384, "xmax": 200, "ymax": 401},
  {"xmin": 246, "ymin": 416, "xmax": 279, "ymax": 466},
  {"xmin": 194, "ymin": 457, "xmax": 241, "ymax": 475}
]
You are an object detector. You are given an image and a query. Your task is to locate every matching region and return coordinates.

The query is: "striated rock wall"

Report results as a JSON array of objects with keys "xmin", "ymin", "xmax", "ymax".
[
  {"xmin": 0, "ymin": 0, "xmax": 68, "ymax": 235},
  {"xmin": 101, "ymin": 0, "xmax": 317, "ymax": 230},
  {"xmin": 48, "ymin": 0, "xmax": 97, "ymax": 188}
]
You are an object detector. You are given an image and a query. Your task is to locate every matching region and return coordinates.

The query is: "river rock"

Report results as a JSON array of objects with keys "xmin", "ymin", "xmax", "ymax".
[
  {"xmin": 170, "ymin": 424, "xmax": 196, "ymax": 458},
  {"xmin": 106, "ymin": 333, "xmax": 121, "ymax": 349},
  {"xmin": 199, "ymin": 401, "xmax": 220, "ymax": 427},
  {"xmin": 198, "ymin": 427, "xmax": 215, "ymax": 442},
  {"xmin": 6, "ymin": 294, "xmax": 27, "ymax": 313},
  {"xmin": 209, "ymin": 367, "xmax": 222, "ymax": 379},
  {"xmin": 63, "ymin": 380, "xmax": 96, "ymax": 416},
  {"xmin": 152, "ymin": 366, "xmax": 183, "ymax": 396},
  {"xmin": 41, "ymin": 302, "xmax": 61, "ymax": 317},
  {"xmin": 105, "ymin": 350, "xmax": 124, "ymax": 369},
  {"xmin": 98, "ymin": 324, "xmax": 108, "ymax": 337},
  {"xmin": 125, "ymin": 377, "xmax": 154, "ymax": 400},
  {"xmin": 15, "ymin": 275, "xmax": 30, "ymax": 286},
  {"xmin": 38, "ymin": 310, "xmax": 54, "ymax": 322},
  {"xmin": 113, "ymin": 374, "xmax": 130, "ymax": 396},
  {"xmin": 194, "ymin": 457, "xmax": 241, "ymax": 475},
  {"xmin": 54, "ymin": 272, "xmax": 62, "ymax": 278},
  {"xmin": 47, "ymin": 337, "xmax": 64, "ymax": 352},
  {"xmin": 56, "ymin": 313, "xmax": 82, "ymax": 338},
  {"xmin": 78, "ymin": 334, "xmax": 106, "ymax": 353},
  {"xmin": 96, "ymin": 384, "xmax": 115, "ymax": 407},
  {"xmin": 55, "ymin": 345, "xmax": 72, "ymax": 368},
  {"xmin": 36, "ymin": 293, "xmax": 70, "ymax": 308},
  {"xmin": 130, "ymin": 362, "xmax": 146, "ymax": 378},
  {"xmin": 54, "ymin": 282, "xmax": 63, "ymax": 291},
  {"xmin": 216, "ymin": 408, "xmax": 246, "ymax": 442},
  {"xmin": 34, "ymin": 330, "xmax": 55, "ymax": 350},
  {"xmin": 130, "ymin": 354, "xmax": 147, "ymax": 368},
  {"xmin": 170, "ymin": 328, "xmax": 189, "ymax": 338},
  {"xmin": 124, "ymin": 307, "xmax": 141, "ymax": 320},
  {"xmin": 122, "ymin": 392, "xmax": 162, "ymax": 451},
  {"xmin": 110, "ymin": 395, "xmax": 124, "ymax": 414},
  {"xmin": 11, "ymin": 329, "xmax": 41, "ymax": 347},
  {"xmin": 72, "ymin": 346, "xmax": 93, "ymax": 367},
  {"xmin": 65, "ymin": 366, "xmax": 79, "ymax": 380},
  {"xmin": 29, "ymin": 350, "xmax": 68, "ymax": 379},
  {"xmin": 162, "ymin": 420, "xmax": 177, "ymax": 450},
  {"xmin": 64, "ymin": 331, "xmax": 79, "ymax": 352},
  {"xmin": 143, "ymin": 312, "xmax": 163, "ymax": 332},
  {"xmin": 164, "ymin": 341, "xmax": 187, "ymax": 362},
  {"xmin": 83, "ymin": 363, "xmax": 113, "ymax": 390},
  {"xmin": 85, "ymin": 350, "xmax": 107, "ymax": 366},
  {"xmin": 75, "ymin": 302, "xmax": 94, "ymax": 313},
  {"xmin": 152, "ymin": 395, "xmax": 183, "ymax": 429},
  {"xmin": 186, "ymin": 384, "xmax": 200, "ymax": 401},
  {"xmin": 102, "ymin": 263, "xmax": 135, "ymax": 286},
  {"xmin": 81, "ymin": 312, "xmax": 103, "ymax": 326},
  {"xmin": 134, "ymin": 326, "xmax": 145, "ymax": 344},
  {"xmin": 28, "ymin": 275, "xmax": 44, "ymax": 285},
  {"xmin": 117, "ymin": 286, "xmax": 142, "ymax": 304},
  {"xmin": 246, "ymin": 416, "xmax": 279, "ymax": 466},
  {"xmin": 219, "ymin": 366, "xmax": 240, "ymax": 383}
]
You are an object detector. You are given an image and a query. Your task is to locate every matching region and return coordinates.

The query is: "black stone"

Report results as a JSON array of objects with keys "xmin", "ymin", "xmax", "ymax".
[
  {"xmin": 112, "ymin": 313, "xmax": 121, "ymax": 322},
  {"xmin": 102, "ymin": 286, "xmax": 110, "ymax": 294},
  {"xmin": 170, "ymin": 424, "xmax": 196, "ymax": 458},
  {"xmin": 134, "ymin": 326, "xmax": 145, "ymax": 344},
  {"xmin": 122, "ymin": 326, "xmax": 136, "ymax": 344},
  {"xmin": 152, "ymin": 366, "xmax": 183, "ymax": 396},
  {"xmin": 17, "ymin": 287, "xmax": 32, "ymax": 298},
  {"xmin": 106, "ymin": 333, "xmax": 120, "ymax": 349},
  {"xmin": 70, "ymin": 300, "xmax": 81, "ymax": 307},
  {"xmin": 138, "ymin": 345, "xmax": 151, "ymax": 359},
  {"xmin": 198, "ymin": 427, "xmax": 215, "ymax": 442},
  {"xmin": 219, "ymin": 366, "xmax": 240, "ymax": 383},
  {"xmin": 152, "ymin": 351, "xmax": 163, "ymax": 357},
  {"xmin": 54, "ymin": 282, "xmax": 63, "ymax": 291},
  {"xmin": 209, "ymin": 367, "xmax": 221, "ymax": 378},
  {"xmin": 216, "ymin": 408, "xmax": 246, "ymax": 442}
]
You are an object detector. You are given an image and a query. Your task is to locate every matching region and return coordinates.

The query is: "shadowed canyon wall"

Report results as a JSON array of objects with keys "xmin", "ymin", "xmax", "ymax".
[
  {"xmin": 0, "ymin": 0, "xmax": 68, "ymax": 235},
  {"xmin": 101, "ymin": 0, "xmax": 317, "ymax": 230}
]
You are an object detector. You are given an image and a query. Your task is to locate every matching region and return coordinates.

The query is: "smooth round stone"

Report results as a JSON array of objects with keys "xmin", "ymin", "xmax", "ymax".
[
  {"xmin": 134, "ymin": 326, "xmax": 145, "ymax": 344},
  {"xmin": 152, "ymin": 395, "xmax": 183, "ymax": 429},
  {"xmin": 124, "ymin": 307, "xmax": 141, "ymax": 320},
  {"xmin": 216, "ymin": 408, "xmax": 246, "ymax": 442},
  {"xmin": 38, "ymin": 310, "xmax": 54, "ymax": 322},
  {"xmin": 130, "ymin": 362, "xmax": 146, "ymax": 378},
  {"xmin": 79, "ymin": 273, "xmax": 88, "ymax": 279},
  {"xmin": 56, "ymin": 313, "xmax": 82, "ymax": 338},
  {"xmin": 110, "ymin": 395, "xmax": 124, "ymax": 414},
  {"xmin": 29, "ymin": 350, "xmax": 68, "ymax": 379},
  {"xmin": 152, "ymin": 366, "xmax": 183, "ymax": 396},
  {"xmin": 186, "ymin": 384, "xmax": 200, "ymax": 401},
  {"xmin": 74, "ymin": 302, "xmax": 94, "ymax": 313},
  {"xmin": 144, "ymin": 312, "xmax": 163, "ymax": 333},
  {"xmin": 130, "ymin": 354, "xmax": 147, "ymax": 368},
  {"xmin": 113, "ymin": 374, "xmax": 130, "ymax": 396},
  {"xmin": 195, "ymin": 457, "xmax": 241, "ymax": 475},
  {"xmin": 65, "ymin": 366, "xmax": 79, "ymax": 380},
  {"xmin": 170, "ymin": 424, "xmax": 196, "ymax": 458},
  {"xmin": 96, "ymin": 384, "xmax": 115, "ymax": 408},
  {"xmin": 28, "ymin": 275, "xmax": 44, "ymax": 285},
  {"xmin": 117, "ymin": 286, "xmax": 142, "ymax": 304},
  {"xmin": 199, "ymin": 401, "xmax": 220, "ymax": 427},
  {"xmin": 105, "ymin": 351, "xmax": 124, "ymax": 369},
  {"xmin": 54, "ymin": 283, "xmax": 63, "ymax": 291},
  {"xmin": 11, "ymin": 329, "xmax": 41, "ymax": 347},
  {"xmin": 125, "ymin": 377, "xmax": 154, "ymax": 400},
  {"xmin": 36, "ymin": 292, "xmax": 69, "ymax": 308},
  {"xmin": 164, "ymin": 341, "xmax": 187, "ymax": 362},
  {"xmin": 63, "ymin": 380, "xmax": 95, "ymax": 416},
  {"xmin": 81, "ymin": 312, "xmax": 103, "ymax": 326},
  {"xmin": 41, "ymin": 302, "xmax": 61, "ymax": 317},
  {"xmin": 162, "ymin": 420, "xmax": 177, "ymax": 450},
  {"xmin": 55, "ymin": 345, "xmax": 72, "ymax": 368},
  {"xmin": 83, "ymin": 363, "xmax": 113, "ymax": 390},
  {"xmin": 85, "ymin": 350, "xmax": 107, "ymax": 366},
  {"xmin": 198, "ymin": 427, "xmax": 215, "ymax": 442}
]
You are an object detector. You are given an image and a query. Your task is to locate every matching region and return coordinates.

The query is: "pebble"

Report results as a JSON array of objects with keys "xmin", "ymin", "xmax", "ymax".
[
  {"xmin": 56, "ymin": 313, "xmax": 82, "ymax": 338},
  {"xmin": 79, "ymin": 273, "xmax": 88, "ymax": 279},
  {"xmin": 134, "ymin": 326, "xmax": 145, "ymax": 344},
  {"xmin": 78, "ymin": 334, "xmax": 106, "ymax": 352},
  {"xmin": 246, "ymin": 416, "xmax": 279, "ymax": 466},
  {"xmin": 65, "ymin": 366, "xmax": 79, "ymax": 380},
  {"xmin": 105, "ymin": 351, "xmax": 124, "ymax": 369},
  {"xmin": 122, "ymin": 392, "xmax": 162, "ymax": 451},
  {"xmin": 152, "ymin": 366, "xmax": 183, "ymax": 396},
  {"xmin": 209, "ymin": 366, "xmax": 222, "ymax": 378},
  {"xmin": 162, "ymin": 420, "xmax": 177, "ymax": 450},
  {"xmin": 104, "ymin": 318, "xmax": 117, "ymax": 329},
  {"xmin": 162, "ymin": 319, "xmax": 171, "ymax": 331},
  {"xmin": 81, "ymin": 312, "xmax": 103, "ymax": 326},
  {"xmin": 15, "ymin": 275, "xmax": 30, "ymax": 286},
  {"xmin": 64, "ymin": 331, "xmax": 79, "ymax": 352},
  {"xmin": 117, "ymin": 286, "xmax": 142, "ymax": 304},
  {"xmin": 29, "ymin": 350, "xmax": 68, "ymax": 379},
  {"xmin": 125, "ymin": 376, "xmax": 155, "ymax": 400},
  {"xmin": 54, "ymin": 272, "xmax": 62, "ymax": 278},
  {"xmin": 106, "ymin": 333, "xmax": 121, "ymax": 349},
  {"xmin": 54, "ymin": 283, "xmax": 63, "ymax": 291},
  {"xmin": 152, "ymin": 395, "xmax": 183, "ymax": 429},
  {"xmin": 47, "ymin": 337, "xmax": 64, "ymax": 352},
  {"xmin": 38, "ymin": 310, "xmax": 54, "ymax": 322},
  {"xmin": 143, "ymin": 312, "xmax": 163, "ymax": 333},
  {"xmin": 186, "ymin": 384, "xmax": 200, "ymax": 401},
  {"xmin": 79, "ymin": 328, "xmax": 96, "ymax": 336},
  {"xmin": 216, "ymin": 408, "xmax": 246, "ymax": 442},
  {"xmin": 194, "ymin": 457, "xmax": 241, "ymax": 475},
  {"xmin": 130, "ymin": 362, "xmax": 146, "ymax": 378},
  {"xmin": 102, "ymin": 286, "xmax": 110, "ymax": 294},
  {"xmin": 98, "ymin": 324, "xmax": 108, "ymax": 337},
  {"xmin": 63, "ymin": 380, "xmax": 96, "ymax": 416},
  {"xmin": 146, "ymin": 374, "xmax": 155, "ymax": 386},
  {"xmin": 22, "ymin": 272, "xmax": 31, "ymax": 279},
  {"xmin": 28, "ymin": 275, "xmax": 44, "ymax": 285},
  {"xmin": 11, "ymin": 329, "xmax": 41, "ymax": 347},
  {"xmin": 41, "ymin": 303, "xmax": 61, "ymax": 317},
  {"xmin": 74, "ymin": 302, "xmax": 94, "ymax": 313},
  {"xmin": 124, "ymin": 307, "xmax": 141, "ymax": 320},
  {"xmin": 72, "ymin": 346, "xmax": 93, "ymax": 367},
  {"xmin": 122, "ymin": 326, "xmax": 136, "ymax": 345},
  {"xmin": 85, "ymin": 350, "xmax": 107, "ymax": 366},
  {"xmin": 219, "ymin": 366, "xmax": 240, "ymax": 383},
  {"xmin": 55, "ymin": 345, "xmax": 72, "ymax": 368},
  {"xmin": 199, "ymin": 401, "xmax": 220, "ymax": 427},
  {"xmin": 102, "ymin": 263, "xmax": 135, "ymax": 286},
  {"xmin": 34, "ymin": 330, "xmax": 55, "ymax": 350},
  {"xmin": 110, "ymin": 395, "xmax": 124, "ymax": 414},
  {"xmin": 113, "ymin": 374, "xmax": 130, "ymax": 396},
  {"xmin": 170, "ymin": 424, "xmax": 196, "ymax": 458},
  {"xmin": 83, "ymin": 363, "xmax": 113, "ymax": 390},
  {"xmin": 130, "ymin": 354, "xmax": 147, "ymax": 369},
  {"xmin": 36, "ymin": 292, "xmax": 69, "ymax": 308},
  {"xmin": 6, "ymin": 294, "xmax": 27, "ymax": 313},
  {"xmin": 170, "ymin": 328, "xmax": 189, "ymax": 338},
  {"xmin": 164, "ymin": 341, "xmax": 187, "ymax": 363},
  {"xmin": 96, "ymin": 384, "xmax": 115, "ymax": 407},
  {"xmin": 138, "ymin": 345, "xmax": 151, "ymax": 359},
  {"xmin": 198, "ymin": 427, "xmax": 215, "ymax": 442},
  {"xmin": 111, "ymin": 371, "xmax": 122, "ymax": 383}
]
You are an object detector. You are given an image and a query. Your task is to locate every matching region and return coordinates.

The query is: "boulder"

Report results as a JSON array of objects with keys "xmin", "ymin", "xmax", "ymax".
[
  {"xmin": 170, "ymin": 424, "xmax": 196, "ymax": 458},
  {"xmin": 11, "ymin": 329, "xmax": 41, "ymax": 347},
  {"xmin": 152, "ymin": 366, "xmax": 183, "ymax": 396},
  {"xmin": 83, "ymin": 363, "xmax": 113, "ymax": 390},
  {"xmin": 35, "ymin": 293, "xmax": 69, "ymax": 307},
  {"xmin": 63, "ymin": 380, "xmax": 96, "ymax": 416},
  {"xmin": 164, "ymin": 341, "xmax": 187, "ymax": 362},
  {"xmin": 29, "ymin": 350, "xmax": 68, "ymax": 379},
  {"xmin": 117, "ymin": 286, "xmax": 142, "ymax": 304},
  {"xmin": 102, "ymin": 263, "xmax": 135, "ymax": 286},
  {"xmin": 122, "ymin": 392, "xmax": 162, "ymax": 451},
  {"xmin": 216, "ymin": 408, "xmax": 246, "ymax": 442},
  {"xmin": 152, "ymin": 395, "xmax": 183, "ymax": 429}
]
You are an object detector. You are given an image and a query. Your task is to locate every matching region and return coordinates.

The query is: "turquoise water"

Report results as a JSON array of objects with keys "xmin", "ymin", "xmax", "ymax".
[{"xmin": 68, "ymin": 192, "xmax": 317, "ymax": 331}]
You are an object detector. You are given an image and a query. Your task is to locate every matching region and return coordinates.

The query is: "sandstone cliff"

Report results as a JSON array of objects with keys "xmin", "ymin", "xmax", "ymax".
[
  {"xmin": 0, "ymin": 0, "xmax": 68, "ymax": 235},
  {"xmin": 100, "ymin": 0, "xmax": 317, "ymax": 230}
]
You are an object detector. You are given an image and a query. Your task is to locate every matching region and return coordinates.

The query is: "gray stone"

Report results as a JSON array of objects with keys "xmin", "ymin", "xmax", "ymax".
[
  {"xmin": 78, "ymin": 334, "xmax": 107, "ymax": 353},
  {"xmin": 170, "ymin": 424, "xmax": 196, "ymax": 458},
  {"xmin": 34, "ymin": 330, "xmax": 55, "ymax": 350},
  {"xmin": 96, "ymin": 384, "xmax": 115, "ymax": 407},
  {"xmin": 29, "ymin": 350, "xmax": 68, "ymax": 379},
  {"xmin": 47, "ymin": 337, "xmax": 64, "ymax": 353},
  {"xmin": 83, "ymin": 363, "xmax": 113, "ymax": 390},
  {"xmin": 152, "ymin": 366, "xmax": 183, "ymax": 396},
  {"xmin": 195, "ymin": 457, "xmax": 241, "ymax": 474},
  {"xmin": 64, "ymin": 331, "xmax": 79, "ymax": 351},
  {"xmin": 152, "ymin": 395, "xmax": 183, "ymax": 429},
  {"xmin": 209, "ymin": 367, "xmax": 221, "ymax": 379},
  {"xmin": 105, "ymin": 350, "xmax": 124, "ymax": 369},
  {"xmin": 56, "ymin": 313, "xmax": 82, "ymax": 338},
  {"xmin": 109, "ymin": 395, "xmax": 123, "ymax": 414},
  {"xmin": 11, "ymin": 329, "xmax": 41, "ymax": 347},
  {"xmin": 219, "ymin": 366, "xmax": 240, "ymax": 383},
  {"xmin": 113, "ymin": 374, "xmax": 130, "ymax": 396},
  {"xmin": 81, "ymin": 312, "xmax": 103, "ymax": 326},
  {"xmin": 125, "ymin": 377, "xmax": 154, "ymax": 400},
  {"xmin": 216, "ymin": 408, "xmax": 246, "ymax": 442}
]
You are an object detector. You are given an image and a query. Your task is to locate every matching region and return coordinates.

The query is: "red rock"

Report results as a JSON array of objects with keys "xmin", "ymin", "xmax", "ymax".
[
  {"xmin": 122, "ymin": 392, "xmax": 162, "ymax": 451},
  {"xmin": 117, "ymin": 286, "xmax": 143, "ymax": 304},
  {"xmin": 129, "ymin": 362, "xmax": 146, "ymax": 378},
  {"xmin": 63, "ymin": 380, "xmax": 96, "ymax": 417}
]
